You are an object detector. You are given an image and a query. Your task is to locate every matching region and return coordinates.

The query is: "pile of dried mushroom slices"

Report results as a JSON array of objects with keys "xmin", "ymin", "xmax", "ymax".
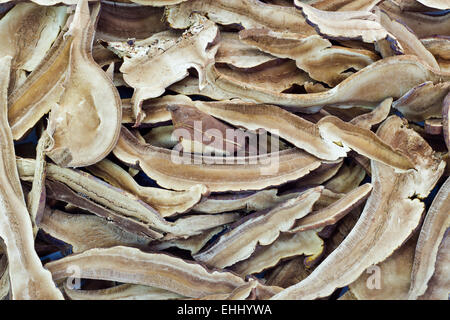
[{"xmin": 0, "ymin": 0, "xmax": 449, "ymax": 300}]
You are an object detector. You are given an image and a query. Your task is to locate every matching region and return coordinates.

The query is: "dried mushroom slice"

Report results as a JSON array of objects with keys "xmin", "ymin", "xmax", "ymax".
[
  {"xmin": 0, "ymin": 56, "xmax": 62, "ymax": 300},
  {"xmin": 421, "ymin": 37, "xmax": 450, "ymax": 73},
  {"xmin": 193, "ymin": 187, "xmax": 322, "ymax": 268},
  {"xmin": 143, "ymin": 126, "xmax": 178, "ymax": 148},
  {"xmin": 311, "ymin": 0, "xmax": 380, "ymax": 11},
  {"xmin": 443, "ymin": 92, "xmax": 450, "ymax": 150},
  {"xmin": 408, "ymin": 176, "xmax": 450, "ymax": 299},
  {"xmin": 46, "ymin": 246, "xmax": 246, "ymax": 298},
  {"xmin": 0, "ymin": 253, "xmax": 9, "ymax": 300},
  {"xmin": 272, "ymin": 116, "xmax": 445, "ymax": 300},
  {"xmin": 349, "ymin": 97, "xmax": 392, "ymax": 129},
  {"xmin": 416, "ymin": 0, "xmax": 450, "ymax": 9}
]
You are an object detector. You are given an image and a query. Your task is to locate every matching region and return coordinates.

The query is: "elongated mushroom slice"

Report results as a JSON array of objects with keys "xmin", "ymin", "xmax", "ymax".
[
  {"xmin": 46, "ymin": 246, "xmax": 245, "ymax": 298},
  {"xmin": 296, "ymin": 159, "xmax": 343, "ymax": 187},
  {"xmin": 113, "ymin": 126, "xmax": 322, "ymax": 192},
  {"xmin": 443, "ymin": 92, "xmax": 450, "ymax": 150},
  {"xmin": 317, "ymin": 115, "xmax": 415, "ymax": 172},
  {"xmin": 421, "ymin": 37, "xmax": 450, "ymax": 73},
  {"xmin": 349, "ymin": 97, "xmax": 392, "ymax": 129},
  {"xmin": 0, "ymin": 57, "xmax": 62, "ymax": 300},
  {"xmin": 408, "ymin": 176, "xmax": 450, "ymax": 299},
  {"xmin": 271, "ymin": 116, "xmax": 445, "ymax": 300},
  {"xmin": 230, "ymin": 229, "xmax": 324, "ymax": 277},
  {"xmin": 87, "ymin": 158, "xmax": 207, "ymax": 217},
  {"xmin": 311, "ymin": 0, "xmax": 380, "ymax": 11},
  {"xmin": 143, "ymin": 126, "xmax": 178, "ymax": 148},
  {"xmin": 416, "ymin": 0, "xmax": 450, "ymax": 9},
  {"xmin": 117, "ymin": 16, "xmax": 219, "ymax": 125},
  {"xmin": 193, "ymin": 187, "xmax": 322, "ymax": 268},
  {"xmin": 64, "ymin": 283, "xmax": 185, "ymax": 300}
]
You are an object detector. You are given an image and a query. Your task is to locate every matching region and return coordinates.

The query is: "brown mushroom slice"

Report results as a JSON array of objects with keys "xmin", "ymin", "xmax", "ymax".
[
  {"xmin": 265, "ymin": 256, "xmax": 312, "ymax": 288},
  {"xmin": 113, "ymin": 126, "xmax": 322, "ymax": 192},
  {"xmin": 165, "ymin": 0, "xmax": 316, "ymax": 34},
  {"xmin": 169, "ymin": 213, "xmax": 241, "ymax": 238},
  {"xmin": 288, "ymin": 183, "xmax": 372, "ymax": 233},
  {"xmin": 317, "ymin": 115, "xmax": 415, "ymax": 172},
  {"xmin": 193, "ymin": 100, "xmax": 346, "ymax": 160},
  {"xmin": 323, "ymin": 161, "xmax": 366, "ymax": 193},
  {"xmin": 408, "ymin": 176, "xmax": 450, "ymax": 299},
  {"xmin": 443, "ymin": 92, "xmax": 450, "ymax": 150},
  {"xmin": 143, "ymin": 126, "xmax": 178, "ymax": 148},
  {"xmin": 92, "ymin": 43, "xmax": 121, "ymax": 68},
  {"xmin": 239, "ymin": 29, "xmax": 379, "ymax": 86},
  {"xmin": 296, "ymin": 159, "xmax": 343, "ymax": 187},
  {"xmin": 271, "ymin": 116, "xmax": 445, "ymax": 300},
  {"xmin": 0, "ymin": 2, "xmax": 68, "ymax": 93},
  {"xmin": 87, "ymin": 158, "xmax": 207, "ymax": 217},
  {"xmin": 193, "ymin": 187, "xmax": 322, "ymax": 268},
  {"xmin": 349, "ymin": 97, "xmax": 392, "ymax": 129},
  {"xmin": 169, "ymin": 76, "xmax": 239, "ymax": 101},
  {"xmin": 416, "ymin": 0, "xmax": 450, "ymax": 9},
  {"xmin": 424, "ymin": 119, "xmax": 443, "ymax": 135},
  {"xmin": 311, "ymin": 0, "xmax": 380, "ymax": 11},
  {"xmin": 46, "ymin": 246, "xmax": 245, "ymax": 298},
  {"xmin": 230, "ymin": 229, "xmax": 324, "ymax": 277},
  {"xmin": 0, "ymin": 57, "xmax": 62, "ymax": 300},
  {"xmin": 294, "ymin": 1, "xmax": 388, "ymax": 43},
  {"xmin": 39, "ymin": 208, "xmax": 152, "ymax": 253},
  {"xmin": 392, "ymin": 81, "xmax": 450, "ymax": 121},
  {"xmin": 118, "ymin": 16, "xmax": 219, "ymax": 126},
  {"xmin": 421, "ymin": 37, "xmax": 450, "ymax": 73}
]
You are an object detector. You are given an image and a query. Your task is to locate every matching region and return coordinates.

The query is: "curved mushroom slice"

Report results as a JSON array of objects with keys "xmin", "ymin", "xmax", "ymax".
[
  {"xmin": 392, "ymin": 81, "xmax": 450, "ymax": 121},
  {"xmin": 288, "ymin": 183, "xmax": 372, "ymax": 233},
  {"xmin": 0, "ymin": 57, "xmax": 62, "ymax": 300},
  {"xmin": 443, "ymin": 92, "xmax": 450, "ymax": 150},
  {"xmin": 128, "ymin": 0, "xmax": 190, "ymax": 5},
  {"xmin": 311, "ymin": 0, "xmax": 380, "ymax": 11},
  {"xmin": 317, "ymin": 115, "xmax": 415, "ymax": 172},
  {"xmin": 118, "ymin": 16, "xmax": 219, "ymax": 125},
  {"xmin": 92, "ymin": 43, "xmax": 121, "ymax": 68},
  {"xmin": 265, "ymin": 256, "xmax": 313, "ymax": 288},
  {"xmin": 349, "ymin": 97, "xmax": 392, "ymax": 129},
  {"xmin": 46, "ymin": 246, "xmax": 246, "ymax": 298},
  {"xmin": 295, "ymin": 159, "xmax": 343, "ymax": 187},
  {"xmin": 0, "ymin": 2, "xmax": 68, "ymax": 93},
  {"xmin": 165, "ymin": 0, "xmax": 316, "ymax": 34},
  {"xmin": 230, "ymin": 229, "xmax": 324, "ymax": 277},
  {"xmin": 143, "ymin": 126, "xmax": 178, "ymax": 148},
  {"xmin": 113, "ymin": 126, "xmax": 322, "ymax": 192},
  {"xmin": 193, "ymin": 187, "xmax": 322, "ymax": 268},
  {"xmin": 271, "ymin": 116, "xmax": 445, "ymax": 300},
  {"xmin": 323, "ymin": 161, "xmax": 366, "ymax": 193},
  {"xmin": 421, "ymin": 37, "xmax": 450, "ymax": 73},
  {"xmin": 408, "ymin": 176, "xmax": 450, "ymax": 299},
  {"xmin": 169, "ymin": 76, "xmax": 239, "ymax": 101},
  {"xmin": 40, "ymin": 208, "xmax": 152, "ymax": 253},
  {"xmin": 193, "ymin": 100, "xmax": 347, "ymax": 160},
  {"xmin": 239, "ymin": 29, "xmax": 379, "ymax": 86},
  {"xmin": 416, "ymin": 0, "xmax": 450, "ymax": 9},
  {"xmin": 64, "ymin": 283, "xmax": 185, "ymax": 300},
  {"xmin": 87, "ymin": 158, "xmax": 207, "ymax": 217}
]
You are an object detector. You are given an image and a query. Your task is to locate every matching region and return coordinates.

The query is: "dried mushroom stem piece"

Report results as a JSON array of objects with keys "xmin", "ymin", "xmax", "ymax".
[
  {"xmin": 64, "ymin": 283, "xmax": 185, "ymax": 300},
  {"xmin": 118, "ymin": 16, "xmax": 219, "ymax": 126},
  {"xmin": 443, "ymin": 92, "xmax": 450, "ymax": 150},
  {"xmin": 193, "ymin": 100, "xmax": 346, "ymax": 161},
  {"xmin": 113, "ymin": 126, "xmax": 322, "ymax": 192},
  {"xmin": 317, "ymin": 115, "xmax": 415, "ymax": 172},
  {"xmin": 193, "ymin": 187, "xmax": 323, "ymax": 268},
  {"xmin": 46, "ymin": 246, "xmax": 246, "ymax": 298},
  {"xmin": 349, "ymin": 97, "xmax": 392, "ymax": 129},
  {"xmin": 408, "ymin": 176, "xmax": 450, "ymax": 299},
  {"xmin": 271, "ymin": 116, "xmax": 445, "ymax": 300},
  {"xmin": 0, "ymin": 56, "xmax": 62, "ymax": 300},
  {"xmin": 87, "ymin": 158, "xmax": 207, "ymax": 217}
]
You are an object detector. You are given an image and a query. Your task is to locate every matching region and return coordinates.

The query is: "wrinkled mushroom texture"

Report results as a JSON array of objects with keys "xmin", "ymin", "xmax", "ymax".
[
  {"xmin": 421, "ymin": 37, "xmax": 450, "ymax": 73},
  {"xmin": 349, "ymin": 97, "xmax": 392, "ymax": 129},
  {"xmin": 0, "ymin": 2, "xmax": 68, "ymax": 94},
  {"xmin": 239, "ymin": 29, "xmax": 379, "ymax": 86},
  {"xmin": 416, "ymin": 0, "xmax": 450, "ymax": 9},
  {"xmin": 0, "ymin": 56, "xmax": 62, "ymax": 300},
  {"xmin": 443, "ymin": 92, "xmax": 450, "ymax": 150},
  {"xmin": 205, "ymin": 55, "xmax": 445, "ymax": 110},
  {"xmin": 64, "ymin": 283, "xmax": 185, "ymax": 300},
  {"xmin": 46, "ymin": 246, "xmax": 246, "ymax": 298},
  {"xmin": 323, "ymin": 161, "xmax": 366, "ymax": 194},
  {"xmin": 271, "ymin": 116, "xmax": 445, "ymax": 300},
  {"xmin": 39, "ymin": 208, "xmax": 152, "ymax": 253},
  {"xmin": 392, "ymin": 81, "xmax": 450, "ymax": 121},
  {"xmin": 119, "ymin": 16, "xmax": 219, "ymax": 126},
  {"xmin": 193, "ymin": 100, "xmax": 347, "ymax": 160},
  {"xmin": 230, "ymin": 229, "xmax": 324, "ymax": 277},
  {"xmin": 87, "ymin": 158, "xmax": 207, "ymax": 217},
  {"xmin": 408, "ymin": 176, "xmax": 450, "ymax": 299},
  {"xmin": 113, "ymin": 126, "xmax": 322, "ymax": 192},
  {"xmin": 311, "ymin": 0, "xmax": 380, "ymax": 11},
  {"xmin": 193, "ymin": 187, "xmax": 322, "ymax": 268},
  {"xmin": 317, "ymin": 115, "xmax": 415, "ymax": 172},
  {"xmin": 165, "ymin": 0, "xmax": 317, "ymax": 34},
  {"xmin": 294, "ymin": 1, "xmax": 388, "ymax": 43}
]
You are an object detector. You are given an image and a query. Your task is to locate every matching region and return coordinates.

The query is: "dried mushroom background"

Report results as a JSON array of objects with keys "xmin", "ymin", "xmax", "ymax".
[{"xmin": 0, "ymin": 0, "xmax": 448, "ymax": 301}]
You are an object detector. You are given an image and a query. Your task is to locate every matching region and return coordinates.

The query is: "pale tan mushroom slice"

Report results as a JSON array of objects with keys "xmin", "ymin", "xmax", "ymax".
[
  {"xmin": 230, "ymin": 229, "xmax": 324, "ymax": 277},
  {"xmin": 349, "ymin": 97, "xmax": 392, "ymax": 129},
  {"xmin": 239, "ymin": 29, "xmax": 379, "ymax": 86},
  {"xmin": 117, "ymin": 16, "xmax": 219, "ymax": 126},
  {"xmin": 392, "ymin": 81, "xmax": 450, "ymax": 121},
  {"xmin": 271, "ymin": 116, "xmax": 445, "ymax": 300},
  {"xmin": 165, "ymin": 0, "xmax": 316, "ymax": 34},
  {"xmin": 311, "ymin": 0, "xmax": 380, "ymax": 11},
  {"xmin": 143, "ymin": 126, "xmax": 178, "ymax": 149},
  {"xmin": 421, "ymin": 37, "xmax": 450, "ymax": 73},
  {"xmin": 443, "ymin": 92, "xmax": 450, "ymax": 150},
  {"xmin": 0, "ymin": 2, "xmax": 68, "ymax": 94},
  {"xmin": 193, "ymin": 100, "xmax": 347, "ymax": 160},
  {"xmin": 64, "ymin": 283, "xmax": 185, "ymax": 300},
  {"xmin": 408, "ymin": 176, "xmax": 450, "ymax": 299},
  {"xmin": 46, "ymin": 246, "xmax": 246, "ymax": 298},
  {"xmin": 113, "ymin": 126, "xmax": 322, "ymax": 192},
  {"xmin": 317, "ymin": 115, "xmax": 415, "ymax": 172},
  {"xmin": 87, "ymin": 158, "xmax": 207, "ymax": 217},
  {"xmin": 193, "ymin": 187, "xmax": 322, "ymax": 268},
  {"xmin": 416, "ymin": 0, "xmax": 450, "ymax": 9},
  {"xmin": 0, "ymin": 56, "xmax": 62, "ymax": 300}
]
